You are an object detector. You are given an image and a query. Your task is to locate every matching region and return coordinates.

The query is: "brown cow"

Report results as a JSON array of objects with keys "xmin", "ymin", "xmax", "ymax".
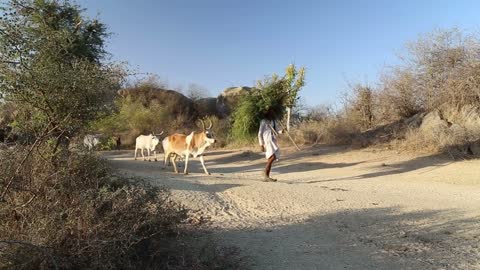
[{"xmin": 162, "ymin": 120, "xmax": 216, "ymax": 175}]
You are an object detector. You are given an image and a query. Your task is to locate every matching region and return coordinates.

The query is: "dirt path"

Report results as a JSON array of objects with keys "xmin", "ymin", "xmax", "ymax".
[{"xmin": 104, "ymin": 145, "xmax": 480, "ymax": 270}]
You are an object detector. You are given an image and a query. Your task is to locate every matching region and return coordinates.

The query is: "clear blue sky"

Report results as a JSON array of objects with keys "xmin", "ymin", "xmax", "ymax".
[{"xmin": 79, "ymin": 0, "xmax": 480, "ymax": 107}]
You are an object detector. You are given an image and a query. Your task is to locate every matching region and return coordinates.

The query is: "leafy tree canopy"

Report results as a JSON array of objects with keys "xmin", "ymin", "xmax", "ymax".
[{"xmin": 0, "ymin": 0, "xmax": 123, "ymax": 148}]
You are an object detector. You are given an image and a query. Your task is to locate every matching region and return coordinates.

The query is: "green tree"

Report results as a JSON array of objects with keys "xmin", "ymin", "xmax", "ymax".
[
  {"xmin": 0, "ymin": 0, "xmax": 123, "ymax": 153},
  {"xmin": 283, "ymin": 64, "xmax": 305, "ymax": 131},
  {"xmin": 92, "ymin": 97, "xmax": 170, "ymax": 135}
]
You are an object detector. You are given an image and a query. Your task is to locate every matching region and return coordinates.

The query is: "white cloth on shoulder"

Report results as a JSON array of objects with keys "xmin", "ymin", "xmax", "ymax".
[{"xmin": 258, "ymin": 119, "xmax": 281, "ymax": 160}]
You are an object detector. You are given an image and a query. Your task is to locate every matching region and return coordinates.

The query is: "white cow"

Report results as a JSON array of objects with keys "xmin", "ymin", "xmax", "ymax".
[
  {"xmin": 134, "ymin": 132, "xmax": 163, "ymax": 161},
  {"xmin": 83, "ymin": 134, "xmax": 100, "ymax": 151}
]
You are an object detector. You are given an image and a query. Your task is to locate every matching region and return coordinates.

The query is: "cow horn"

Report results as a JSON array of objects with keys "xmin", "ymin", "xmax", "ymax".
[
  {"xmin": 155, "ymin": 131, "xmax": 164, "ymax": 136},
  {"xmin": 207, "ymin": 119, "xmax": 213, "ymax": 129}
]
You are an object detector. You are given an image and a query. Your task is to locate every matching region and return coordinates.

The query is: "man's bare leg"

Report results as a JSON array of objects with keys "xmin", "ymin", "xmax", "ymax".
[{"xmin": 263, "ymin": 154, "xmax": 277, "ymax": 182}]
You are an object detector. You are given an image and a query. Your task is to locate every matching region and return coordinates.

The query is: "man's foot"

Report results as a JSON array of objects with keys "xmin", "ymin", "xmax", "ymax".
[{"xmin": 263, "ymin": 176, "xmax": 277, "ymax": 182}]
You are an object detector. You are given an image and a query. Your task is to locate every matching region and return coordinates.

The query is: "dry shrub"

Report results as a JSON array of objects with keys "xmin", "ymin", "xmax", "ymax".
[
  {"xmin": 292, "ymin": 117, "xmax": 360, "ymax": 146},
  {"xmin": 290, "ymin": 104, "xmax": 357, "ymax": 146},
  {"xmin": 0, "ymin": 147, "xmax": 243, "ymax": 269},
  {"xmin": 377, "ymin": 68, "xmax": 422, "ymax": 123},
  {"xmin": 315, "ymin": 29, "xmax": 480, "ymax": 152},
  {"xmin": 334, "ymin": 84, "xmax": 377, "ymax": 133},
  {"xmin": 376, "ymin": 29, "xmax": 480, "ymax": 120},
  {"xmin": 293, "ymin": 121, "xmax": 323, "ymax": 145}
]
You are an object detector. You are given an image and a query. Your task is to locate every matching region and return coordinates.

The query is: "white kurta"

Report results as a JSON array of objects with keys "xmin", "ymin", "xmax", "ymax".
[{"xmin": 258, "ymin": 119, "xmax": 281, "ymax": 159}]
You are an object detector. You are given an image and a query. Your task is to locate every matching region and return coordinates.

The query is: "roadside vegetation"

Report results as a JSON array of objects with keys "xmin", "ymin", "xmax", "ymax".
[
  {"xmin": 291, "ymin": 28, "xmax": 480, "ymax": 158},
  {"xmin": 0, "ymin": 1, "xmax": 244, "ymax": 269}
]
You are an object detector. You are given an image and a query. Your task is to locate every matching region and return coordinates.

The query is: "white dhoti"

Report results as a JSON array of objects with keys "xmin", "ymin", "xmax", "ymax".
[{"xmin": 258, "ymin": 119, "xmax": 280, "ymax": 160}]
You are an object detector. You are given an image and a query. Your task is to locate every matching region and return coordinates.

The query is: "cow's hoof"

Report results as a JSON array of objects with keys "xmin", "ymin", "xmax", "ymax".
[
  {"xmin": 184, "ymin": 172, "xmax": 189, "ymax": 175},
  {"xmin": 206, "ymin": 172, "xmax": 211, "ymax": 175},
  {"xmin": 148, "ymin": 160, "xmax": 151, "ymax": 162},
  {"xmin": 154, "ymin": 159, "xmax": 158, "ymax": 162}
]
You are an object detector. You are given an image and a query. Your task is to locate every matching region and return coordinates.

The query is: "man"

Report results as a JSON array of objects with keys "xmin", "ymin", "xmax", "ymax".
[{"xmin": 258, "ymin": 109, "xmax": 282, "ymax": 182}]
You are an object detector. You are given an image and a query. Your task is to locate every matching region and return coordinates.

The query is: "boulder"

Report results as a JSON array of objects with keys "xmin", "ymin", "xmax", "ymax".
[
  {"xmin": 419, "ymin": 110, "xmax": 450, "ymax": 138},
  {"xmin": 216, "ymin": 86, "xmax": 252, "ymax": 116},
  {"xmin": 420, "ymin": 106, "xmax": 480, "ymax": 156}
]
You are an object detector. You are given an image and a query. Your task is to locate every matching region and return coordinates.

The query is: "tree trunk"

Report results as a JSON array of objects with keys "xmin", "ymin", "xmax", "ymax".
[
  {"xmin": 286, "ymin": 107, "xmax": 291, "ymax": 132},
  {"xmin": 51, "ymin": 134, "xmax": 71, "ymax": 166}
]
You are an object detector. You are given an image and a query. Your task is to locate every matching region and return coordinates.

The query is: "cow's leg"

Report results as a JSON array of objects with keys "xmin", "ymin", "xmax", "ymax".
[
  {"xmin": 163, "ymin": 152, "xmax": 169, "ymax": 169},
  {"xmin": 134, "ymin": 147, "xmax": 137, "ymax": 160},
  {"xmin": 171, "ymin": 155, "xmax": 179, "ymax": 173},
  {"xmin": 147, "ymin": 148, "xmax": 151, "ymax": 162},
  {"xmin": 200, "ymin": 155, "xmax": 210, "ymax": 175},
  {"xmin": 173, "ymin": 154, "xmax": 182, "ymax": 168},
  {"xmin": 184, "ymin": 151, "xmax": 189, "ymax": 175},
  {"xmin": 154, "ymin": 150, "xmax": 157, "ymax": 162},
  {"xmin": 141, "ymin": 149, "xmax": 145, "ymax": 161}
]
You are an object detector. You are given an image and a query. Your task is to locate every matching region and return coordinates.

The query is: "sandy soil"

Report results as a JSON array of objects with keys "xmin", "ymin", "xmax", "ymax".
[{"xmin": 104, "ymin": 145, "xmax": 480, "ymax": 270}]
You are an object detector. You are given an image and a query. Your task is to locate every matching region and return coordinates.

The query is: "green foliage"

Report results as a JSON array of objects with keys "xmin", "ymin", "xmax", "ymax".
[
  {"xmin": 93, "ymin": 97, "xmax": 170, "ymax": 135},
  {"xmin": 98, "ymin": 136, "xmax": 118, "ymax": 150},
  {"xmin": 230, "ymin": 95, "xmax": 259, "ymax": 142},
  {"xmin": 0, "ymin": 0, "xmax": 123, "ymax": 150},
  {"xmin": 230, "ymin": 64, "xmax": 306, "ymax": 142}
]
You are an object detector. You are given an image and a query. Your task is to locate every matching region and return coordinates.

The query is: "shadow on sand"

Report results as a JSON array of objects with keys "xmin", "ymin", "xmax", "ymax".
[
  {"xmin": 295, "ymin": 153, "xmax": 454, "ymax": 184},
  {"xmin": 103, "ymin": 150, "xmax": 479, "ymax": 269},
  {"xmin": 211, "ymin": 207, "xmax": 480, "ymax": 269}
]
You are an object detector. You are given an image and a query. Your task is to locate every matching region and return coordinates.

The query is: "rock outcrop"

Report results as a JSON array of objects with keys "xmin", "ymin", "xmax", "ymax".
[
  {"xmin": 216, "ymin": 86, "xmax": 252, "ymax": 116},
  {"xmin": 118, "ymin": 87, "xmax": 196, "ymax": 118}
]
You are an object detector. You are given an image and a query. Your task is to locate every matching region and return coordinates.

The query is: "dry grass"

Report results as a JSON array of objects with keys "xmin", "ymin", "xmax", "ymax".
[{"xmin": 291, "ymin": 118, "xmax": 359, "ymax": 146}]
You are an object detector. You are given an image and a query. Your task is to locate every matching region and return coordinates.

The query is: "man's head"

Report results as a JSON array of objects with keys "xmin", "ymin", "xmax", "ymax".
[{"xmin": 265, "ymin": 107, "xmax": 276, "ymax": 120}]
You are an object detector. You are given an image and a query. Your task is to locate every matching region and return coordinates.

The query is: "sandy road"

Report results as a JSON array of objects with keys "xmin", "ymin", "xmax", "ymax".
[{"xmin": 104, "ymin": 145, "xmax": 480, "ymax": 270}]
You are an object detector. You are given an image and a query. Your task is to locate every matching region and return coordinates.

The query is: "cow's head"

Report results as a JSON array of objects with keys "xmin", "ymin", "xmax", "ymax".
[
  {"xmin": 199, "ymin": 119, "xmax": 216, "ymax": 144},
  {"xmin": 150, "ymin": 131, "xmax": 163, "ymax": 148},
  {"xmin": 151, "ymin": 136, "xmax": 160, "ymax": 146}
]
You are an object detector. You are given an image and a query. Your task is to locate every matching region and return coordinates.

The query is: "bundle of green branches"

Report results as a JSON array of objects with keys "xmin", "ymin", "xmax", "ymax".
[
  {"xmin": 230, "ymin": 81, "xmax": 287, "ymax": 142},
  {"xmin": 230, "ymin": 65, "xmax": 305, "ymax": 143}
]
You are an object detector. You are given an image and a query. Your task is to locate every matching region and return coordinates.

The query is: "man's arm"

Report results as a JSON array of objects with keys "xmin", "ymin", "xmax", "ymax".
[{"xmin": 258, "ymin": 120, "xmax": 265, "ymax": 151}]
